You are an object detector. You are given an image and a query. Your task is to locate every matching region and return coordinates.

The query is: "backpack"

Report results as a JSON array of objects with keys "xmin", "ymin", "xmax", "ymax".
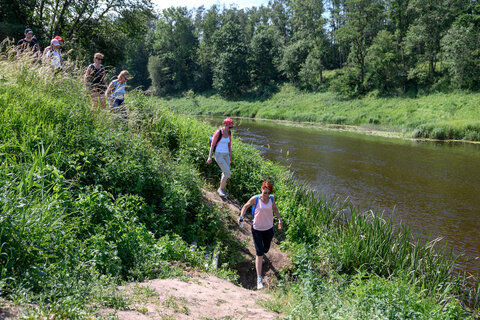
[
  {"xmin": 251, "ymin": 194, "xmax": 274, "ymax": 218},
  {"xmin": 209, "ymin": 129, "xmax": 223, "ymax": 153}
]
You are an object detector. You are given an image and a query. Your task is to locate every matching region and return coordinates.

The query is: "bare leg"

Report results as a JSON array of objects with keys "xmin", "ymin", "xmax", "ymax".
[
  {"xmin": 255, "ymin": 255, "xmax": 263, "ymax": 278},
  {"xmin": 220, "ymin": 176, "xmax": 228, "ymax": 190}
]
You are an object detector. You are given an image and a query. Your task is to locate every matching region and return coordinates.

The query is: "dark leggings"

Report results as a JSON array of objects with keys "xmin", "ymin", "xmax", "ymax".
[{"xmin": 252, "ymin": 227, "xmax": 274, "ymax": 256}]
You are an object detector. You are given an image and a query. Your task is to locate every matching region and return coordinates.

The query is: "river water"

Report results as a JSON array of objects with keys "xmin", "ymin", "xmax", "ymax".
[{"xmin": 202, "ymin": 117, "xmax": 480, "ymax": 275}]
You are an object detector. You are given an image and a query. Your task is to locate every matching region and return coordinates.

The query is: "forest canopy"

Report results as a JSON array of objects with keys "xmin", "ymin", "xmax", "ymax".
[{"xmin": 2, "ymin": 0, "xmax": 480, "ymax": 97}]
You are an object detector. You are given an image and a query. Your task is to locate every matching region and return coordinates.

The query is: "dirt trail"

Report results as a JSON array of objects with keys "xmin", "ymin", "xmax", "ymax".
[
  {"xmin": 202, "ymin": 190, "xmax": 290, "ymax": 290},
  {"xmin": 1, "ymin": 190, "xmax": 290, "ymax": 319},
  {"xmin": 105, "ymin": 190, "xmax": 290, "ymax": 319}
]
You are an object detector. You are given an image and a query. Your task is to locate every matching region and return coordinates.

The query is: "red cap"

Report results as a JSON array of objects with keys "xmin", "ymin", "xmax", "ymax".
[
  {"xmin": 223, "ymin": 117, "xmax": 234, "ymax": 127},
  {"xmin": 54, "ymin": 36, "xmax": 64, "ymax": 43}
]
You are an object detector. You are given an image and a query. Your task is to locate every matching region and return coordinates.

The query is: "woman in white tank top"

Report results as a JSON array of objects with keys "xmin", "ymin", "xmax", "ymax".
[
  {"xmin": 238, "ymin": 181, "xmax": 283, "ymax": 289},
  {"xmin": 206, "ymin": 117, "xmax": 234, "ymax": 197}
]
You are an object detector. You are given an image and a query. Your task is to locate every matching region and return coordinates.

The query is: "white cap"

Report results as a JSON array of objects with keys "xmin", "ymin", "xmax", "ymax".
[{"xmin": 51, "ymin": 39, "xmax": 60, "ymax": 46}]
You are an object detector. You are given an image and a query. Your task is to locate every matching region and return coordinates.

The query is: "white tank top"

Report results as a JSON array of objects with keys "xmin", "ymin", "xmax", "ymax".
[{"xmin": 215, "ymin": 135, "xmax": 230, "ymax": 153}]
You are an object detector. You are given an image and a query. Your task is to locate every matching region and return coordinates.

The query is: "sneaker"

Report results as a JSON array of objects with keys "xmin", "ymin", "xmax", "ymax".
[
  {"xmin": 217, "ymin": 188, "xmax": 226, "ymax": 197},
  {"xmin": 257, "ymin": 277, "xmax": 264, "ymax": 290}
]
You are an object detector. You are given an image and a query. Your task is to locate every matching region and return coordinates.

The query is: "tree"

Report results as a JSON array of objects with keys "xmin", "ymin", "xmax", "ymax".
[
  {"xmin": 404, "ymin": 0, "xmax": 464, "ymax": 85},
  {"xmin": 193, "ymin": 5, "xmax": 221, "ymax": 91},
  {"xmin": 269, "ymin": 0, "xmax": 290, "ymax": 40},
  {"xmin": 149, "ymin": 7, "xmax": 198, "ymax": 95},
  {"xmin": 279, "ymin": 39, "xmax": 310, "ymax": 84},
  {"xmin": 364, "ymin": 30, "xmax": 403, "ymax": 94},
  {"xmin": 441, "ymin": 24, "xmax": 480, "ymax": 90},
  {"xmin": 249, "ymin": 25, "xmax": 283, "ymax": 91},
  {"xmin": 211, "ymin": 21, "xmax": 249, "ymax": 97},
  {"xmin": 335, "ymin": 0, "xmax": 386, "ymax": 92},
  {"xmin": 386, "ymin": 0, "xmax": 413, "ymax": 92}
]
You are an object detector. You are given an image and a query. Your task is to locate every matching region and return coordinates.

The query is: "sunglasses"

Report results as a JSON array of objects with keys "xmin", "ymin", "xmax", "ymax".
[{"xmin": 96, "ymin": 57, "xmax": 103, "ymax": 60}]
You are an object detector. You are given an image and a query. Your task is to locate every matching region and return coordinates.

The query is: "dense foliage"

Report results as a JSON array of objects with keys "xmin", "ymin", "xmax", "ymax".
[
  {"xmin": 145, "ymin": 0, "xmax": 480, "ymax": 98},
  {"xmin": 3, "ymin": 1, "xmax": 480, "ymax": 97}
]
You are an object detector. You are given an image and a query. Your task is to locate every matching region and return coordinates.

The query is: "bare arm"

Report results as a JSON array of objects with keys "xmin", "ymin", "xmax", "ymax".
[
  {"xmin": 272, "ymin": 197, "xmax": 283, "ymax": 229},
  {"xmin": 239, "ymin": 196, "xmax": 257, "ymax": 224},
  {"xmin": 105, "ymin": 81, "xmax": 114, "ymax": 99},
  {"xmin": 207, "ymin": 130, "xmax": 220, "ymax": 164}
]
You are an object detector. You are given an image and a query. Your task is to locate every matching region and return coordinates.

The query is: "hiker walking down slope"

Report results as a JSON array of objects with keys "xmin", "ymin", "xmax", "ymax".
[
  {"xmin": 84, "ymin": 52, "xmax": 107, "ymax": 110},
  {"xmin": 207, "ymin": 117, "xmax": 233, "ymax": 197},
  {"xmin": 106, "ymin": 70, "xmax": 129, "ymax": 109},
  {"xmin": 42, "ymin": 39, "xmax": 63, "ymax": 67},
  {"xmin": 238, "ymin": 181, "xmax": 283, "ymax": 290}
]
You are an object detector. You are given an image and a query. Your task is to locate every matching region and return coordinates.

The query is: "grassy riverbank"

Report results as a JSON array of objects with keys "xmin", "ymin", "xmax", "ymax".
[
  {"xmin": 159, "ymin": 84, "xmax": 480, "ymax": 141},
  {"xmin": 0, "ymin": 54, "xmax": 478, "ymax": 318}
]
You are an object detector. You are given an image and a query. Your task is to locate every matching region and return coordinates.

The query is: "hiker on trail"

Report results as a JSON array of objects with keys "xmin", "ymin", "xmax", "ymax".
[
  {"xmin": 42, "ymin": 39, "xmax": 63, "ymax": 67},
  {"xmin": 105, "ymin": 70, "xmax": 129, "ymax": 109},
  {"xmin": 238, "ymin": 181, "xmax": 283, "ymax": 290},
  {"xmin": 16, "ymin": 28, "xmax": 40, "ymax": 60},
  {"xmin": 207, "ymin": 117, "xmax": 233, "ymax": 197},
  {"xmin": 105, "ymin": 70, "xmax": 130, "ymax": 120},
  {"xmin": 84, "ymin": 53, "xmax": 107, "ymax": 110},
  {"xmin": 43, "ymin": 36, "xmax": 64, "ymax": 63}
]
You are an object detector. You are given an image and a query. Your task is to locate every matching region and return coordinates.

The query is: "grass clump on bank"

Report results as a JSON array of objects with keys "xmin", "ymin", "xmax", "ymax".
[{"xmin": 159, "ymin": 84, "xmax": 480, "ymax": 141}]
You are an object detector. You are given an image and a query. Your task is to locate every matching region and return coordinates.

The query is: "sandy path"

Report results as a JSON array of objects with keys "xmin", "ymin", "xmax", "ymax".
[{"xmin": 105, "ymin": 274, "xmax": 282, "ymax": 319}]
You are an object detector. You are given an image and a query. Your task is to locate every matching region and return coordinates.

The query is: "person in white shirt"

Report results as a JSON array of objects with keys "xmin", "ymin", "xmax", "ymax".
[
  {"xmin": 207, "ymin": 117, "xmax": 234, "ymax": 197},
  {"xmin": 43, "ymin": 39, "xmax": 63, "ymax": 67}
]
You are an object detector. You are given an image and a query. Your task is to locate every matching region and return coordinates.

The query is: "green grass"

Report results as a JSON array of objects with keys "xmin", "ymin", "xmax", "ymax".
[
  {"xmin": 159, "ymin": 84, "xmax": 480, "ymax": 141},
  {"xmin": 0, "ymin": 49, "xmax": 478, "ymax": 319}
]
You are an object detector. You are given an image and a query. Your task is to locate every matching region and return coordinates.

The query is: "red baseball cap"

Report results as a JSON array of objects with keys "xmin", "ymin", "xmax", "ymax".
[
  {"xmin": 223, "ymin": 117, "xmax": 234, "ymax": 127},
  {"xmin": 54, "ymin": 36, "xmax": 64, "ymax": 43}
]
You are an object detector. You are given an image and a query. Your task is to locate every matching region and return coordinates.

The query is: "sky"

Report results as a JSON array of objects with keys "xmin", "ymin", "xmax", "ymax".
[{"xmin": 153, "ymin": 0, "xmax": 270, "ymax": 10}]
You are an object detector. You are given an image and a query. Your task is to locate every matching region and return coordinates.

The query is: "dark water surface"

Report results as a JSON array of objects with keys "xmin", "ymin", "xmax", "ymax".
[{"xmin": 202, "ymin": 117, "xmax": 480, "ymax": 275}]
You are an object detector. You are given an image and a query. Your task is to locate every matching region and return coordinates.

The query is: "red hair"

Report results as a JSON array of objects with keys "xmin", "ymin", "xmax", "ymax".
[{"xmin": 261, "ymin": 181, "xmax": 273, "ymax": 193}]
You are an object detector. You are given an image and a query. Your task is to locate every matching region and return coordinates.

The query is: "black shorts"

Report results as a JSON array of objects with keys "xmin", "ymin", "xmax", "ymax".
[{"xmin": 252, "ymin": 227, "xmax": 274, "ymax": 256}]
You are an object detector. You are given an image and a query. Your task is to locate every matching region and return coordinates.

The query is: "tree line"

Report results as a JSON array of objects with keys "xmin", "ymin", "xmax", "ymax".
[{"xmin": 2, "ymin": 0, "xmax": 480, "ymax": 98}]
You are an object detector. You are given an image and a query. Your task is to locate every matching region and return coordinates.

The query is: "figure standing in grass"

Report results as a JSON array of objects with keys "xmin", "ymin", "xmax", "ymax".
[
  {"xmin": 42, "ymin": 39, "xmax": 63, "ymax": 67},
  {"xmin": 105, "ymin": 70, "xmax": 130, "ymax": 118},
  {"xmin": 84, "ymin": 53, "xmax": 107, "ymax": 110},
  {"xmin": 207, "ymin": 117, "xmax": 234, "ymax": 197},
  {"xmin": 238, "ymin": 181, "xmax": 283, "ymax": 289},
  {"xmin": 16, "ymin": 28, "xmax": 40, "ymax": 60}
]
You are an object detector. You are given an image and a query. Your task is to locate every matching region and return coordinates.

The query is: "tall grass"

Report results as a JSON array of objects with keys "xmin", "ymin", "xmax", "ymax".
[
  {"xmin": 0, "ymin": 47, "xmax": 239, "ymax": 317},
  {"xmin": 159, "ymin": 84, "xmax": 480, "ymax": 141}
]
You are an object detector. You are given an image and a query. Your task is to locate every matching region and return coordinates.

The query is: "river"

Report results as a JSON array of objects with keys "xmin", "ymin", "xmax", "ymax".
[{"xmin": 202, "ymin": 116, "xmax": 480, "ymax": 275}]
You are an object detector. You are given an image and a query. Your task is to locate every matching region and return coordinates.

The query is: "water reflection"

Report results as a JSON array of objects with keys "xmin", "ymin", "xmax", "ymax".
[{"xmin": 202, "ymin": 116, "xmax": 480, "ymax": 274}]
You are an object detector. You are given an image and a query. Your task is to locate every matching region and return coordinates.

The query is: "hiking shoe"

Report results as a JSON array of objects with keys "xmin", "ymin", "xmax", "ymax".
[
  {"xmin": 257, "ymin": 277, "xmax": 264, "ymax": 290},
  {"xmin": 217, "ymin": 188, "xmax": 226, "ymax": 197}
]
